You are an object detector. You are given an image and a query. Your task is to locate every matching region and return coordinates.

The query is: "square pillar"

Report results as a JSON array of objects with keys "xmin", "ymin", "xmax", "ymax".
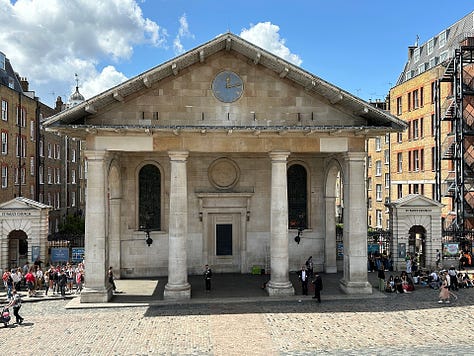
[
  {"xmin": 339, "ymin": 152, "xmax": 372, "ymax": 294},
  {"xmin": 81, "ymin": 151, "xmax": 112, "ymax": 303}
]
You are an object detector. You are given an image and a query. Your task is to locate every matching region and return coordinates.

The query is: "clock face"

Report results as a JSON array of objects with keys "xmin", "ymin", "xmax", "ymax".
[{"xmin": 212, "ymin": 71, "xmax": 243, "ymax": 103}]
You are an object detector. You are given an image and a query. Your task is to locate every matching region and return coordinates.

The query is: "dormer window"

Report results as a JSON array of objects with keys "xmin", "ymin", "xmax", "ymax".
[
  {"xmin": 414, "ymin": 47, "xmax": 420, "ymax": 63},
  {"xmin": 0, "ymin": 52, "xmax": 5, "ymax": 70},
  {"xmin": 439, "ymin": 30, "xmax": 447, "ymax": 47},
  {"xmin": 439, "ymin": 50, "xmax": 448, "ymax": 63},
  {"xmin": 427, "ymin": 39, "xmax": 434, "ymax": 55},
  {"xmin": 418, "ymin": 63, "xmax": 426, "ymax": 74}
]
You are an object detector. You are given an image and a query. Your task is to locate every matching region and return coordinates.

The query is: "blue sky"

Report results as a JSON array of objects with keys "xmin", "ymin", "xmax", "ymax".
[{"xmin": 1, "ymin": 0, "xmax": 473, "ymax": 107}]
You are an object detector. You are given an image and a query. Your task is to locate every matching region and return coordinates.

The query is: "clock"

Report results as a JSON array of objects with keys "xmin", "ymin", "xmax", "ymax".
[{"xmin": 212, "ymin": 70, "xmax": 243, "ymax": 103}]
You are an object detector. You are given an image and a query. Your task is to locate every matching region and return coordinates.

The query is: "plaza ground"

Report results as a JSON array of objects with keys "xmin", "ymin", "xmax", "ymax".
[{"xmin": 1, "ymin": 271, "xmax": 474, "ymax": 355}]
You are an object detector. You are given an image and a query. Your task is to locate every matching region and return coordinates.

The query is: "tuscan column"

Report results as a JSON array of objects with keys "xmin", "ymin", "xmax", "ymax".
[
  {"xmin": 81, "ymin": 150, "xmax": 111, "ymax": 302},
  {"xmin": 339, "ymin": 152, "xmax": 372, "ymax": 294},
  {"xmin": 324, "ymin": 195, "xmax": 337, "ymax": 273},
  {"xmin": 108, "ymin": 163, "xmax": 122, "ymax": 275},
  {"xmin": 164, "ymin": 151, "xmax": 191, "ymax": 299},
  {"xmin": 266, "ymin": 151, "xmax": 295, "ymax": 296}
]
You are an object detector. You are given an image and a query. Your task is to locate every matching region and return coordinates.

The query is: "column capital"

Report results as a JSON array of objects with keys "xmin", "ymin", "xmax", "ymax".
[
  {"xmin": 168, "ymin": 150, "xmax": 189, "ymax": 161},
  {"xmin": 269, "ymin": 150, "xmax": 290, "ymax": 161},
  {"xmin": 343, "ymin": 151, "xmax": 366, "ymax": 162},
  {"xmin": 84, "ymin": 150, "xmax": 108, "ymax": 162}
]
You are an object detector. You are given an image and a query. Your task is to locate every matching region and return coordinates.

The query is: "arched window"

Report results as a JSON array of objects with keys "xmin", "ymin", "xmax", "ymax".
[
  {"xmin": 139, "ymin": 164, "xmax": 161, "ymax": 230},
  {"xmin": 288, "ymin": 164, "xmax": 308, "ymax": 229}
]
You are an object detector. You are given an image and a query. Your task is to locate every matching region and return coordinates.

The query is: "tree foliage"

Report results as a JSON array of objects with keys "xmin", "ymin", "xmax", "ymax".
[{"xmin": 58, "ymin": 215, "xmax": 85, "ymax": 235}]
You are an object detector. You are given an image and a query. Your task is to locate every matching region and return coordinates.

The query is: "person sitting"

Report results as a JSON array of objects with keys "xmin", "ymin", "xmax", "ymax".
[
  {"xmin": 412, "ymin": 270, "xmax": 420, "ymax": 284},
  {"xmin": 429, "ymin": 270, "xmax": 441, "ymax": 289},
  {"xmin": 394, "ymin": 275, "xmax": 404, "ymax": 294},
  {"xmin": 401, "ymin": 272, "xmax": 414, "ymax": 292},
  {"xmin": 418, "ymin": 270, "xmax": 429, "ymax": 286},
  {"xmin": 385, "ymin": 275, "xmax": 395, "ymax": 293},
  {"xmin": 460, "ymin": 272, "xmax": 473, "ymax": 288}
]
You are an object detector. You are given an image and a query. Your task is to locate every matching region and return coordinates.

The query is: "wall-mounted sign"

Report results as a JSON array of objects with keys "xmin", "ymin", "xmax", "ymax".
[
  {"xmin": 51, "ymin": 248, "xmax": 69, "ymax": 263},
  {"xmin": 0, "ymin": 211, "xmax": 32, "ymax": 216},
  {"xmin": 443, "ymin": 243, "xmax": 459, "ymax": 257},
  {"xmin": 32, "ymin": 246, "xmax": 40, "ymax": 262},
  {"xmin": 71, "ymin": 248, "xmax": 85, "ymax": 263},
  {"xmin": 398, "ymin": 243, "xmax": 406, "ymax": 258},
  {"xmin": 368, "ymin": 244, "xmax": 379, "ymax": 254}
]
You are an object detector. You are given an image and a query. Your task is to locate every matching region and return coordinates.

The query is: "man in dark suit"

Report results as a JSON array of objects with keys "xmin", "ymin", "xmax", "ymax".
[
  {"xmin": 298, "ymin": 265, "xmax": 309, "ymax": 295},
  {"xmin": 204, "ymin": 264, "xmax": 212, "ymax": 292},
  {"xmin": 312, "ymin": 271, "xmax": 323, "ymax": 303}
]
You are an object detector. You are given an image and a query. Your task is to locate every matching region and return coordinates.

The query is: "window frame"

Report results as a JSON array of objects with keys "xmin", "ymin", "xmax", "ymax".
[
  {"xmin": 1, "ymin": 99, "xmax": 7, "ymax": 121},
  {"xmin": 287, "ymin": 163, "xmax": 309, "ymax": 229}
]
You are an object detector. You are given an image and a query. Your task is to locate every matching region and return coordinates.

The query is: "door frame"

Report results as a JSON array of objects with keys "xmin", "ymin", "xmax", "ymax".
[{"xmin": 198, "ymin": 192, "xmax": 252, "ymax": 273}]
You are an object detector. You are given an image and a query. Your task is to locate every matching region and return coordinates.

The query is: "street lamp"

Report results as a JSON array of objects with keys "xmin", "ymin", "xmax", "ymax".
[
  {"xmin": 294, "ymin": 228, "xmax": 303, "ymax": 244},
  {"xmin": 140, "ymin": 225, "xmax": 153, "ymax": 247}
]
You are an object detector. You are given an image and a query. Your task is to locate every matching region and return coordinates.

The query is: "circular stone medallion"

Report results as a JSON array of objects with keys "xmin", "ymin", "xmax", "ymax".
[{"xmin": 208, "ymin": 158, "xmax": 240, "ymax": 189}]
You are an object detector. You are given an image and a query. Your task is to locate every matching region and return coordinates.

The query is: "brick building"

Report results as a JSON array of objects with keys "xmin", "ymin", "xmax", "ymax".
[
  {"xmin": 0, "ymin": 51, "xmax": 85, "ymax": 268},
  {"xmin": 367, "ymin": 11, "xmax": 474, "ymax": 230},
  {"xmin": 366, "ymin": 12, "xmax": 474, "ymax": 267}
]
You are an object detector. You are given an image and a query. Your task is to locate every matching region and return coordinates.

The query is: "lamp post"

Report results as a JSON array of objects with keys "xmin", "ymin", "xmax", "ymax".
[
  {"xmin": 294, "ymin": 228, "xmax": 303, "ymax": 244},
  {"xmin": 294, "ymin": 212, "xmax": 305, "ymax": 244},
  {"xmin": 140, "ymin": 212, "xmax": 154, "ymax": 247},
  {"xmin": 144, "ymin": 227, "xmax": 153, "ymax": 247}
]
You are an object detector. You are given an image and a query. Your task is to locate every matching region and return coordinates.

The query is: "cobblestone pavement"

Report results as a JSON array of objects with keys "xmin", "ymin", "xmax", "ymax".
[{"xmin": 1, "ymin": 280, "xmax": 474, "ymax": 356}]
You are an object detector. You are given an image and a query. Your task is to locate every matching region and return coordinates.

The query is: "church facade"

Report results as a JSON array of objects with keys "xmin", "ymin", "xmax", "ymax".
[{"xmin": 44, "ymin": 34, "xmax": 406, "ymax": 302}]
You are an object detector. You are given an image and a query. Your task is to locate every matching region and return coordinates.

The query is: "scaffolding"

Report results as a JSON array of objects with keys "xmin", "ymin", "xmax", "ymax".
[{"xmin": 436, "ymin": 37, "xmax": 474, "ymax": 237}]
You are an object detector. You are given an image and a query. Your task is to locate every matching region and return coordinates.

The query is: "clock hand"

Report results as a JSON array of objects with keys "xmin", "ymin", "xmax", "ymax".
[{"xmin": 227, "ymin": 82, "xmax": 242, "ymax": 88}]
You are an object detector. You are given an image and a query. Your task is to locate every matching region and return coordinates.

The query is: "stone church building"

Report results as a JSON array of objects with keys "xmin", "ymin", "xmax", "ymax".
[{"xmin": 44, "ymin": 33, "xmax": 406, "ymax": 302}]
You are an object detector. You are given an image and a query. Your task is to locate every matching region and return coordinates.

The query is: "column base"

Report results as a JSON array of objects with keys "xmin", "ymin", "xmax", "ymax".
[
  {"xmin": 80, "ymin": 286, "xmax": 113, "ymax": 303},
  {"xmin": 339, "ymin": 278, "xmax": 373, "ymax": 295},
  {"xmin": 266, "ymin": 280, "xmax": 295, "ymax": 296},
  {"xmin": 163, "ymin": 282, "xmax": 191, "ymax": 300}
]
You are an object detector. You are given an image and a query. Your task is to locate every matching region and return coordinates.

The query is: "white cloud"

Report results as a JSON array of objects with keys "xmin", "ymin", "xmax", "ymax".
[
  {"xmin": 80, "ymin": 65, "xmax": 128, "ymax": 100},
  {"xmin": 173, "ymin": 14, "xmax": 194, "ymax": 55},
  {"xmin": 240, "ymin": 22, "xmax": 302, "ymax": 66},
  {"xmin": 0, "ymin": 0, "xmax": 167, "ymax": 104}
]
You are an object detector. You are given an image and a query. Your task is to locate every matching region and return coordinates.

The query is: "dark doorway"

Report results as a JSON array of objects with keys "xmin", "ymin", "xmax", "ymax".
[
  {"xmin": 408, "ymin": 225, "xmax": 427, "ymax": 268},
  {"xmin": 216, "ymin": 224, "xmax": 232, "ymax": 256}
]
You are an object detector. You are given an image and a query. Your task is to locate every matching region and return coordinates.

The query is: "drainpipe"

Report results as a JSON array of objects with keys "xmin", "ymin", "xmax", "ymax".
[{"xmin": 18, "ymin": 91, "xmax": 22, "ymax": 197}]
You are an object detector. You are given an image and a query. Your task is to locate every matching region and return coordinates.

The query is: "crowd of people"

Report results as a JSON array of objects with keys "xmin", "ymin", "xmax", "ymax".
[
  {"xmin": 378, "ymin": 259, "xmax": 474, "ymax": 303},
  {"xmin": 2, "ymin": 260, "xmax": 85, "ymax": 302}
]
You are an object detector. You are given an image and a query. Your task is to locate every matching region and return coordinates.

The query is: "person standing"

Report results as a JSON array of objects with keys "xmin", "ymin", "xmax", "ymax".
[
  {"xmin": 436, "ymin": 249, "xmax": 441, "ymax": 269},
  {"xmin": 448, "ymin": 265, "xmax": 458, "ymax": 291},
  {"xmin": 378, "ymin": 266, "xmax": 386, "ymax": 292},
  {"xmin": 204, "ymin": 264, "xmax": 212, "ymax": 292},
  {"xmin": 58, "ymin": 269, "xmax": 68, "ymax": 299},
  {"xmin": 305, "ymin": 256, "xmax": 314, "ymax": 278},
  {"xmin": 405, "ymin": 253, "xmax": 412, "ymax": 275},
  {"xmin": 108, "ymin": 266, "xmax": 117, "ymax": 293},
  {"xmin": 43, "ymin": 268, "xmax": 50, "ymax": 296},
  {"xmin": 312, "ymin": 271, "xmax": 323, "ymax": 303},
  {"xmin": 24, "ymin": 268, "xmax": 36, "ymax": 297},
  {"xmin": 298, "ymin": 265, "xmax": 309, "ymax": 295},
  {"xmin": 3, "ymin": 270, "xmax": 13, "ymax": 301},
  {"xmin": 6, "ymin": 289, "xmax": 23, "ymax": 325}
]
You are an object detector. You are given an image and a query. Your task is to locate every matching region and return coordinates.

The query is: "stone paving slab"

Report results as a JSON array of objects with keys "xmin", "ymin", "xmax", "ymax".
[
  {"xmin": 2, "ymin": 271, "xmax": 473, "ymax": 355},
  {"xmin": 1, "ymin": 285, "xmax": 474, "ymax": 355}
]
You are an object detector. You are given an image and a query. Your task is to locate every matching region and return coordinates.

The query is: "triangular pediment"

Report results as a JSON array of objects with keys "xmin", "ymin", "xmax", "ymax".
[
  {"xmin": 0, "ymin": 197, "xmax": 52, "ymax": 211},
  {"xmin": 43, "ymin": 33, "xmax": 406, "ymax": 138},
  {"xmin": 389, "ymin": 194, "xmax": 444, "ymax": 208}
]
